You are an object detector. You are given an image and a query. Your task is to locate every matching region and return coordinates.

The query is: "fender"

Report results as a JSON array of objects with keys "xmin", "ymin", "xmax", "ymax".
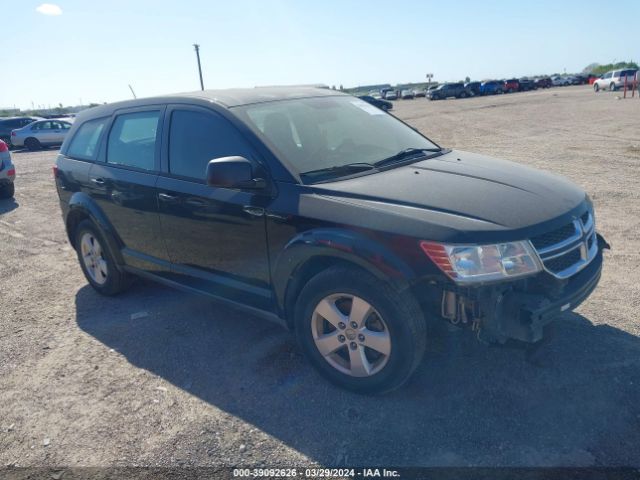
[
  {"xmin": 271, "ymin": 227, "xmax": 417, "ymax": 315},
  {"xmin": 66, "ymin": 191, "xmax": 125, "ymax": 267}
]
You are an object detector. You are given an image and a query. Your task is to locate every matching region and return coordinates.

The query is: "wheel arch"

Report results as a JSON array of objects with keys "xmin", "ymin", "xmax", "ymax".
[
  {"xmin": 66, "ymin": 192, "xmax": 124, "ymax": 266},
  {"xmin": 273, "ymin": 228, "xmax": 416, "ymax": 329}
]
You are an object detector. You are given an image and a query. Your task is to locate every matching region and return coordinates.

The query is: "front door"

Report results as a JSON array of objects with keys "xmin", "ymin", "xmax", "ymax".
[{"xmin": 156, "ymin": 106, "xmax": 272, "ymax": 311}]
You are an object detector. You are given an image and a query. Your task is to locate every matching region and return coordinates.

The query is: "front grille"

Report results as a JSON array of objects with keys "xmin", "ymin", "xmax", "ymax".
[
  {"xmin": 530, "ymin": 210, "xmax": 597, "ymax": 279},
  {"xmin": 530, "ymin": 223, "xmax": 577, "ymax": 250},
  {"xmin": 545, "ymin": 248, "xmax": 581, "ymax": 274}
]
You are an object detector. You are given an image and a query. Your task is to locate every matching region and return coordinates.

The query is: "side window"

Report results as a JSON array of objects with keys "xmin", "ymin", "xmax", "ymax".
[
  {"xmin": 604, "ymin": 72, "xmax": 612, "ymax": 79},
  {"xmin": 66, "ymin": 117, "xmax": 108, "ymax": 160},
  {"xmin": 39, "ymin": 121, "xmax": 53, "ymax": 130},
  {"xmin": 31, "ymin": 122, "xmax": 43, "ymax": 131},
  {"xmin": 168, "ymin": 109, "xmax": 252, "ymax": 181},
  {"xmin": 107, "ymin": 111, "xmax": 160, "ymax": 170}
]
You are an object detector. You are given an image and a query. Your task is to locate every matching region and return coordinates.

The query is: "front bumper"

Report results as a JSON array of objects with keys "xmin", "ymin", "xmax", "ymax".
[{"xmin": 485, "ymin": 233, "xmax": 607, "ymax": 343}]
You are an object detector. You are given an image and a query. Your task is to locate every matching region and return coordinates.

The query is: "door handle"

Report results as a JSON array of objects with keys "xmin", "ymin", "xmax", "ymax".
[
  {"xmin": 158, "ymin": 192, "xmax": 178, "ymax": 202},
  {"xmin": 185, "ymin": 198, "xmax": 208, "ymax": 208},
  {"xmin": 243, "ymin": 206, "xmax": 265, "ymax": 217},
  {"xmin": 90, "ymin": 177, "xmax": 105, "ymax": 185}
]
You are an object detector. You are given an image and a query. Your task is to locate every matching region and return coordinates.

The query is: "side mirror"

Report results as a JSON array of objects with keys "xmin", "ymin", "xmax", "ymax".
[{"xmin": 205, "ymin": 156, "xmax": 266, "ymax": 190}]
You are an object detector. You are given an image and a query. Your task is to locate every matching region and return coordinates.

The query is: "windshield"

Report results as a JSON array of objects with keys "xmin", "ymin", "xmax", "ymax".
[{"xmin": 234, "ymin": 96, "xmax": 439, "ymax": 176}]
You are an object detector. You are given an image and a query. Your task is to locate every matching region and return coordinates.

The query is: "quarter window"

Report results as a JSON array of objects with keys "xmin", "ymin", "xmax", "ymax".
[
  {"xmin": 107, "ymin": 111, "xmax": 160, "ymax": 170},
  {"xmin": 168, "ymin": 109, "xmax": 253, "ymax": 181},
  {"xmin": 67, "ymin": 117, "xmax": 108, "ymax": 160}
]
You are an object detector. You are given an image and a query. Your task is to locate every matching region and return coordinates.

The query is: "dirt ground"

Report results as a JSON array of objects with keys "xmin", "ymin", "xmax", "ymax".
[{"xmin": 1, "ymin": 86, "xmax": 639, "ymax": 469}]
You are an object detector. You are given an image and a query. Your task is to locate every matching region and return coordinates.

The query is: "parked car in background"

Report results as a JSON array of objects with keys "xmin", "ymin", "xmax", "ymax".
[
  {"xmin": 0, "ymin": 140, "xmax": 16, "ymax": 199},
  {"xmin": 54, "ymin": 86, "xmax": 608, "ymax": 393},
  {"xmin": 464, "ymin": 81, "xmax": 482, "ymax": 96},
  {"xmin": 593, "ymin": 69, "xmax": 639, "ymax": 92},
  {"xmin": 10, "ymin": 119, "xmax": 73, "ymax": 150},
  {"xmin": 427, "ymin": 83, "xmax": 470, "ymax": 100},
  {"xmin": 413, "ymin": 89, "xmax": 426, "ymax": 98},
  {"xmin": 551, "ymin": 76, "xmax": 571, "ymax": 86},
  {"xmin": 479, "ymin": 80, "xmax": 504, "ymax": 95},
  {"xmin": 400, "ymin": 89, "xmax": 415, "ymax": 99},
  {"xmin": 503, "ymin": 79, "xmax": 520, "ymax": 93},
  {"xmin": 358, "ymin": 95, "xmax": 393, "ymax": 111},
  {"xmin": 384, "ymin": 90, "xmax": 398, "ymax": 100},
  {"xmin": 535, "ymin": 77, "xmax": 552, "ymax": 89},
  {"xmin": 518, "ymin": 78, "xmax": 536, "ymax": 91},
  {"xmin": 0, "ymin": 116, "xmax": 42, "ymax": 145}
]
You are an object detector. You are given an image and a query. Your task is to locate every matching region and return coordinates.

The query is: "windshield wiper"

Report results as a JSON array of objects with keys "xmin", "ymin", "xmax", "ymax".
[
  {"xmin": 301, "ymin": 162, "xmax": 377, "ymax": 178},
  {"xmin": 374, "ymin": 147, "xmax": 441, "ymax": 168}
]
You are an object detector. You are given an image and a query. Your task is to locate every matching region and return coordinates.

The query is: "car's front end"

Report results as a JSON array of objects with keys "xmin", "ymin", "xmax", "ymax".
[
  {"xmin": 419, "ymin": 206, "xmax": 607, "ymax": 343},
  {"xmin": 299, "ymin": 146, "xmax": 608, "ymax": 346}
]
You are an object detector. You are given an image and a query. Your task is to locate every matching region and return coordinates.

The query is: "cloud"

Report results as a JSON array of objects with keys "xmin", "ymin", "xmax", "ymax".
[{"xmin": 36, "ymin": 3, "xmax": 62, "ymax": 16}]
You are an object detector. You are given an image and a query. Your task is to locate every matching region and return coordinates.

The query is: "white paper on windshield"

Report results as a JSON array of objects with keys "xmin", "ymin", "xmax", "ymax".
[{"xmin": 350, "ymin": 99, "xmax": 385, "ymax": 115}]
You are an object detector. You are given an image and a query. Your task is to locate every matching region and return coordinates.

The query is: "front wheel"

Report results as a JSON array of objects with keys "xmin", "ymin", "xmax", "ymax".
[
  {"xmin": 294, "ymin": 266, "xmax": 427, "ymax": 394},
  {"xmin": 594, "ymin": 83, "xmax": 600, "ymax": 92},
  {"xmin": 610, "ymin": 83, "xmax": 616, "ymax": 91}
]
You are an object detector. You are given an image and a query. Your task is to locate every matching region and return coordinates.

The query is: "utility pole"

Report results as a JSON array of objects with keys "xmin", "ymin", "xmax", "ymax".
[{"xmin": 193, "ymin": 44, "xmax": 204, "ymax": 91}]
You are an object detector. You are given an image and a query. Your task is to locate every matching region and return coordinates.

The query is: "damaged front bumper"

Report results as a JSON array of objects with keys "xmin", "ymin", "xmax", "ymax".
[{"xmin": 440, "ymin": 233, "xmax": 609, "ymax": 343}]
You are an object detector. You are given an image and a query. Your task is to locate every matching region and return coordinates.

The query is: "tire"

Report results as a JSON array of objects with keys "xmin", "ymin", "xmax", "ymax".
[
  {"xmin": 25, "ymin": 137, "xmax": 42, "ymax": 151},
  {"xmin": 593, "ymin": 83, "xmax": 599, "ymax": 92},
  {"xmin": 0, "ymin": 182, "xmax": 14, "ymax": 199},
  {"xmin": 459, "ymin": 92, "xmax": 467, "ymax": 98},
  {"xmin": 610, "ymin": 83, "xmax": 616, "ymax": 91},
  {"xmin": 74, "ymin": 219, "xmax": 131, "ymax": 296},
  {"xmin": 294, "ymin": 266, "xmax": 427, "ymax": 394}
]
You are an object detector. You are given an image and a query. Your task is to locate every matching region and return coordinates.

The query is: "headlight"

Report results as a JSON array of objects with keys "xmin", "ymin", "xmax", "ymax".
[{"xmin": 420, "ymin": 240, "xmax": 542, "ymax": 284}]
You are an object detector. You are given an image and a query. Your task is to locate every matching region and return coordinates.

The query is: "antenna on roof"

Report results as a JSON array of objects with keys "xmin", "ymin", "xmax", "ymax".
[{"xmin": 128, "ymin": 84, "xmax": 137, "ymax": 99}]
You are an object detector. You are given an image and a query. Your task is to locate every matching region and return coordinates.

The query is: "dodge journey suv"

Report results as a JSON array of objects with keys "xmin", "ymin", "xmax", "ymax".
[{"xmin": 54, "ymin": 87, "xmax": 607, "ymax": 393}]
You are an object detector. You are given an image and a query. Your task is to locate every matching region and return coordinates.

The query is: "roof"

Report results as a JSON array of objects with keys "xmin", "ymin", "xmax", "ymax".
[{"xmin": 72, "ymin": 86, "xmax": 348, "ymax": 122}]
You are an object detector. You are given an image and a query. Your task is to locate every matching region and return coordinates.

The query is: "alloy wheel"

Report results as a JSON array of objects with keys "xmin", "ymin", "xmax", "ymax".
[
  {"xmin": 80, "ymin": 232, "xmax": 108, "ymax": 285},
  {"xmin": 311, "ymin": 293, "xmax": 391, "ymax": 377}
]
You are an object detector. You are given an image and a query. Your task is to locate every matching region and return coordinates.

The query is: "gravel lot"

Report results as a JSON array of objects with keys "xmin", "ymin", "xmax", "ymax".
[{"xmin": 1, "ymin": 85, "xmax": 639, "ymax": 469}]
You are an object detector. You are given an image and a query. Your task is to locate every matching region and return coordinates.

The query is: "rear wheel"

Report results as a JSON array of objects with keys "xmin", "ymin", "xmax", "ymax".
[
  {"xmin": 25, "ymin": 137, "xmax": 42, "ymax": 151},
  {"xmin": 74, "ymin": 220, "xmax": 131, "ymax": 295},
  {"xmin": 0, "ymin": 182, "xmax": 14, "ymax": 199},
  {"xmin": 294, "ymin": 266, "xmax": 427, "ymax": 394}
]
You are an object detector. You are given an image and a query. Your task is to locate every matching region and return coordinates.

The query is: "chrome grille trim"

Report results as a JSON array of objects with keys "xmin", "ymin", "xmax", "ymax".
[{"xmin": 531, "ymin": 211, "xmax": 597, "ymax": 279}]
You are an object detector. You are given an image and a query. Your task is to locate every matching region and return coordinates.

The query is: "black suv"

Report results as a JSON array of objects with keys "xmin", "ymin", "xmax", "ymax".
[
  {"xmin": 427, "ymin": 83, "xmax": 470, "ymax": 100},
  {"xmin": 0, "ymin": 116, "xmax": 41, "ymax": 145},
  {"xmin": 55, "ymin": 87, "xmax": 607, "ymax": 393}
]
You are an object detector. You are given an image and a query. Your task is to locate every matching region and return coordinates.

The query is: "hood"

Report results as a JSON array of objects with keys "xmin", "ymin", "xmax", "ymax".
[{"xmin": 306, "ymin": 150, "xmax": 587, "ymax": 243}]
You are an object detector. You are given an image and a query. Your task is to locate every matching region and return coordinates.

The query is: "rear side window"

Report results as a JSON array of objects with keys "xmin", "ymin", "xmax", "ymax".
[
  {"xmin": 67, "ymin": 117, "xmax": 107, "ymax": 160},
  {"xmin": 107, "ymin": 111, "xmax": 160, "ymax": 170},
  {"xmin": 168, "ymin": 109, "xmax": 252, "ymax": 181}
]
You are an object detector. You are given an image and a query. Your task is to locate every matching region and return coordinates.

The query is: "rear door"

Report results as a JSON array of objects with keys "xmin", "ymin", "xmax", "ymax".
[
  {"xmin": 156, "ymin": 105, "xmax": 272, "ymax": 310},
  {"xmin": 88, "ymin": 106, "xmax": 169, "ymax": 273},
  {"xmin": 50, "ymin": 120, "xmax": 71, "ymax": 145}
]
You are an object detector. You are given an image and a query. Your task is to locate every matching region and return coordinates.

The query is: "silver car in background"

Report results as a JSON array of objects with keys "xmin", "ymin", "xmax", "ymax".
[{"xmin": 11, "ymin": 119, "xmax": 73, "ymax": 151}]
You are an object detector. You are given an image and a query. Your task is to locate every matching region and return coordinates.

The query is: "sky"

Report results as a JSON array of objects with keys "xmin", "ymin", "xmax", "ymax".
[{"xmin": 2, "ymin": 0, "xmax": 639, "ymax": 110}]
